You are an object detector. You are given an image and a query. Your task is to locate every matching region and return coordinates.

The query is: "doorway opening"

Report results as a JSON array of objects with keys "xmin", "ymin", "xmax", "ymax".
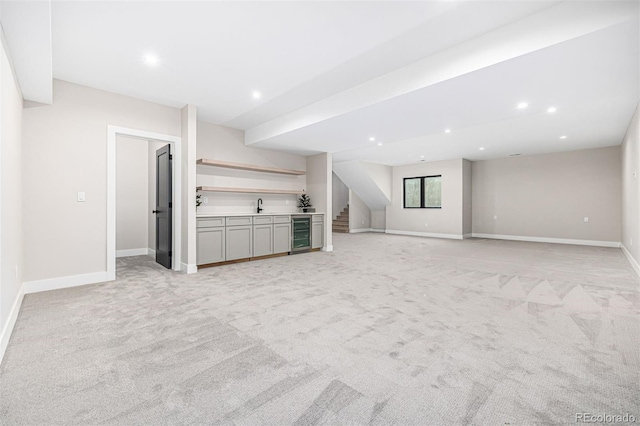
[{"xmin": 108, "ymin": 126, "xmax": 182, "ymax": 280}]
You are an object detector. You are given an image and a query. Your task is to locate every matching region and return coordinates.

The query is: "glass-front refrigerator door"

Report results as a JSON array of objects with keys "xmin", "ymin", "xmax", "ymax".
[{"xmin": 292, "ymin": 217, "xmax": 311, "ymax": 250}]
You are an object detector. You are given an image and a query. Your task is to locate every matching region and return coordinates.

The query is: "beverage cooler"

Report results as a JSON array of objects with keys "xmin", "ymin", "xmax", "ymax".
[{"xmin": 291, "ymin": 215, "xmax": 311, "ymax": 253}]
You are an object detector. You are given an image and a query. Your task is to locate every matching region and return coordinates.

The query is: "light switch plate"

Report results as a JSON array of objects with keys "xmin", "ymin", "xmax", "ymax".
[
  {"xmin": 583, "ymin": 217, "xmax": 589, "ymax": 223},
  {"xmin": 77, "ymin": 192, "xmax": 86, "ymax": 202}
]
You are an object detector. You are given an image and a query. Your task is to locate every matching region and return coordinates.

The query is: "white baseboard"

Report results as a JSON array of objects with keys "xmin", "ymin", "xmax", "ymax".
[
  {"xmin": 385, "ymin": 229, "xmax": 463, "ymax": 240},
  {"xmin": 322, "ymin": 245, "xmax": 334, "ymax": 252},
  {"xmin": 463, "ymin": 233, "xmax": 473, "ymax": 239},
  {"xmin": 23, "ymin": 271, "xmax": 111, "ymax": 294},
  {"xmin": 621, "ymin": 244, "xmax": 640, "ymax": 278},
  {"xmin": 349, "ymin": 228, "xmax": 372, "ymax": 234},
  {"xmin": 471, "ymin": 233, "xmax": 621, "ymax": 248},
  {"xmin": 116, "ymin": 248, "xmax": 148, "ymax": 258},
  {"xmin": 147, "ymin": 248, "xmax": 155, "ymax": 258},
  {"xmin": 181, "ymin": 263, "xmax": 197, "ymax": 274},
  {"xmin": 371, "ymin": 228, "xmax": 385, "ymax": 233},
  {"xmin": 0, "ymin": 284, "xmax": 25, "ymax": 366}
]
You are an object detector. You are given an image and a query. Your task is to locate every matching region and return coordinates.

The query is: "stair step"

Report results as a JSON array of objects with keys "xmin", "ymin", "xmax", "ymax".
[{"xmin": 334, "ymin": 205, "xmax": 349, "ymax": 233}]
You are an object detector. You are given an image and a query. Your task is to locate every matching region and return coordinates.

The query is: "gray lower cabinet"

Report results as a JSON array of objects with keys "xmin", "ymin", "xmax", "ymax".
[
  {"xmin": 274, "ymin": 223, "xmax": 292, "ymax": 254},
  {"xmin": 253, "ymin": 224, "xmax": 274, "ymax": 257},
  {"xmin": 226, "ymin": 225, "xmax": 253, "ymax": 261},
  {"xmin": 197, "ymin": 227, "xmax": 225, "ymax": 265},
  {"xmin": 312, "ymin": 222, "xmax": 323, "ymax": 249}
]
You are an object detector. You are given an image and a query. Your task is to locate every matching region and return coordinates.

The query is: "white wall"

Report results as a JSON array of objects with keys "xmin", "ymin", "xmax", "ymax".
[
  {"xmin": 332, "ymin": 172, "xmax": 348, "ymax": 219},
  {"xmin": 196, "ymin": 120, "xmax": 306, "ymax": 215},
  {"xmin": 115, "ymin": 137, "xmax": 165, "ymax": 256},
  {"xmin": 349, "ymin": 190, "xmax": 370, "ymax": 230},
  {"xmin": 472, "ymin": 147, "xmax": 621, "ymax": 244},
  {"xmin": 621, "ymin": 103, "xmax": 640, "ymax": 270},
  {"xmin": 361, "ymin": 161, "xmax": 392, "ymax": 202},
  {"xmin": 116, "ymin": 136, "xmax": 149, "ymax": 253},
  {"xmin": 386, "ymin": 159, "xmax": 464, "ymax": 237},
  {"xmin": 0, "ymin": 33, "xmax": 23, "ymax": 359},
  {"xmin": 22, "ymin": 80, "xmax": 181, "ymax": 283},
  {"xmin": 306, "ymin": 153, "xmax": 332, "ymax": 250},
  {"xmin": 371, "ymin": 210, "xmax": 386, "ymax": 231},
  {"xmin": 463, "ymin": 159, "xmax": 472, "ymax": 236},
  {"xmin": 333, "ymin": 160, "xmax": 391, "ymax": 211},
  {"xmin": 181, "ymin": 105, "xmax": 197, "ymax": 271}
]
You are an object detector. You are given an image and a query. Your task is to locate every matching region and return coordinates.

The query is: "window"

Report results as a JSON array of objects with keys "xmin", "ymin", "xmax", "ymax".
[{"xmin": 403, "ymin": 175, "xmax": 442, "ymax": 208}]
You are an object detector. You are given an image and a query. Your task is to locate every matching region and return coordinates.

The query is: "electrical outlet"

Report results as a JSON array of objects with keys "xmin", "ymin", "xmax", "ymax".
[
  {"xmin": 493, "ymin": 215, "xmax": 497, "ymax": 220},
  {"xmin": 583, "ymin": 217, "xmax": 589, "ymax": 223},
  {"xmin": 203, "ymin": 197, "xmax": 208, "ymax": 204},
  {"xmin": 634, "ymin": 170, "xmax": 637, "ymax": 179},
  {"xmin": 361, "ymin": 220, "xmax": 365, "ymax": 225},
  {"xmin": 425, "ymin": 222, "xmax": 428, "ymax": 227},
  {"xmin": 77, "ymin": 192, "xmax": 86, "ymax": 202}
]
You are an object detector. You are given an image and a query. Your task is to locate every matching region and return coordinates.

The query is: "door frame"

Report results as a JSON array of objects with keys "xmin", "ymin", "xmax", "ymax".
[{"xmin": 107, "ymin": 125, "xmax": 182, "ymax": 280}]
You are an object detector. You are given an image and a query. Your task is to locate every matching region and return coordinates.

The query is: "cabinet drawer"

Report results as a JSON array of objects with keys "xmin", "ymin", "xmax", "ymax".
[
  {"xmin": 312, "ymin": 215, "xmax": 324, "ymax": 223},
  {"xmin": 197, "ymin": 217, "xmax": 225, "ymax": 228},
  {"xmin": 253, "ymin": 215, "xmax": 273, "ymax": 225},
  {"xmin": 273, "ymin": 215, "xmax": 291, "ymax": 223},
  {"xmin": 226, "ymin": 216, "xmax": 252, "ymax": 226}
]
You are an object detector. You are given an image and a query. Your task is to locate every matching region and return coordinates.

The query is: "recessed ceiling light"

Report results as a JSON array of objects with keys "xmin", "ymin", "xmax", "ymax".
[
  {"xmin": 144, "ymin": 54, "xmax": 159, "ymax": 66},
  {"xmin": 377, "ymin": 142, "xmax": 383, "ymax": 146},
  {"xmin": 517, "ymin": 102, "xmax": 528, "ymax": 109},
  {"xmin": 547, "ymin": 107, "xmax": 557, "ymax": 113},
  {"xmin": 444, "ymin": 129, "xmax": 451, "ymax": 133},
  {"xmin": 369, "ymin": 137, "xmax": 375, "ymax": 142},
  {"xmin": 252, "ymin": 91, "xmax": 261, "ymax": 99},
  {"xmin": 420, "ymin": 155, "xmax": 425, "ymax": 158},
  {"xmin": 560, "ymin": 135, "xmax": 567, "ymax": 139},
  {"xmin": 479, "ymin": 147, "xmax": 485, "ymax": 151}
]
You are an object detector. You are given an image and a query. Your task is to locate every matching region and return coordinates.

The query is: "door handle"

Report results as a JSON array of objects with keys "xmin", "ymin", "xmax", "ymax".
[{"xmin": 152, "ymin": 210, "xmax": 160, "ymax": 214}]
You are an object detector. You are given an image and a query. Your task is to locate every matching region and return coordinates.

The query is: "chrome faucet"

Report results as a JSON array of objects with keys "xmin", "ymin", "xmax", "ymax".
[{"xmin": 257, "ymin": 198, "xmax": 263, "ymax": 214}]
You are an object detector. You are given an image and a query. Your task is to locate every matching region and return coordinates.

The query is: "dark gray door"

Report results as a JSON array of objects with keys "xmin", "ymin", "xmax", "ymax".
[{"xmin": 154, "ymin": 144, "xmax": 172, "ymax": 269}]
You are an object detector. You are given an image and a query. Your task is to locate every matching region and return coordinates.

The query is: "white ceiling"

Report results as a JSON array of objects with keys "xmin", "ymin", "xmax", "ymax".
[{"xmin": 3, "ymin": 1, "xmax": 639, "ymax": 166}]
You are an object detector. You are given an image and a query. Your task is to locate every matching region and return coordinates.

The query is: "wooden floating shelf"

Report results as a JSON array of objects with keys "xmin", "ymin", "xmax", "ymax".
[
  {"xmin": 197, "ymin": 186, "xmax": 305, "ymax": 195},
  {"xmin": 196, "ymin": 158, "xmax": 305, "ymax": 176}
]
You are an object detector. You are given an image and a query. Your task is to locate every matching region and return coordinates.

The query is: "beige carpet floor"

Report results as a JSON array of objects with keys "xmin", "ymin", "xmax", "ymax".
[{"xmin": 1, "ymin": 233, "xmax": 639, "ymax": 425}]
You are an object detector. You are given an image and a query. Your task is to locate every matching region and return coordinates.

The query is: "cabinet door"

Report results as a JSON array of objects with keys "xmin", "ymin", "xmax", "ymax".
[
  {"xmin": 253, "ymin": 224, "xmax": 273, "ymax": 257},
  {"xmin": 226, "ymin": 225, "xmax": 253, "ymax": 261},
  {"xmin": 197, "ymin": 227, "xmax": 225, "ymax": 265},
  {"xmin": 274, "ymin": 223, "xmax": 292, "ymax": 254},
  {"xmin": 312, "ymin": 222, "xmax": 323, "ymax": 249}
]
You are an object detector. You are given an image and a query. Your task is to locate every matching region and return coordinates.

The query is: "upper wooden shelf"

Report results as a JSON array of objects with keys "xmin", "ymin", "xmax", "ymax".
[
  {"xmin": 197, "ymin": 186, "xmax": 305, "ymax": 195},
  {"xmin": 197, "ymin": 158, "xmax": 305, "ymax": 176}
]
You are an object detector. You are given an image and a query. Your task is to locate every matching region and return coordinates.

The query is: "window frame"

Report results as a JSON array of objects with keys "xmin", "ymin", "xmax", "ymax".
[{"xmin": 403, "ymin": 175, "xmax": 442, "ymax": 209}]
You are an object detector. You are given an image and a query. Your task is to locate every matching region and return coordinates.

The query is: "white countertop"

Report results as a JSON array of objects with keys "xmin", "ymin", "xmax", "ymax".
[{"xmin": 196, "ymin": 212, "xmax": 324, "ymax": 218}]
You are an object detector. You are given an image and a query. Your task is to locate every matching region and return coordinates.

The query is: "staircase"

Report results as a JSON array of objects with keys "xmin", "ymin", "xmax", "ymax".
[{"xmin": 332, "ymin": 206, "xmax": 349, "ymax": 233}]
